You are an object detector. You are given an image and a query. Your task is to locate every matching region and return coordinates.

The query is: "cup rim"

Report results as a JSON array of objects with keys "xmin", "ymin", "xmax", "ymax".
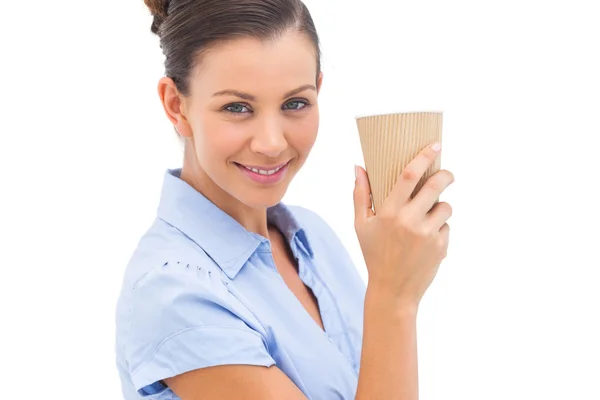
[{"xmin": 354, "ymin": 110, "xmax": 444, "ymax": 120}]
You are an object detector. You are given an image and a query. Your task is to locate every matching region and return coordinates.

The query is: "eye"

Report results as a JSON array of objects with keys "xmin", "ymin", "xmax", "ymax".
[
  {"xmin": 223, "ymin": 103, "xmax": 252, "ymax": 114},
  {"xmin": 282, "ymin": 99, "xmax": 309, "ymax": 111}
]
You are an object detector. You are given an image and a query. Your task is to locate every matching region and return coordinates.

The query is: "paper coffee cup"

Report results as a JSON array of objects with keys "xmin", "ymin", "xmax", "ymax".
[{"xmin": 356, "ymin": 111, "xmax": 443, "ymax": 213}]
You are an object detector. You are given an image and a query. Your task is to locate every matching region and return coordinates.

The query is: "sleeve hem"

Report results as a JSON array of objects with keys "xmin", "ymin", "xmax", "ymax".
[{"xmin": 130, "ymin": 325, "xmax": 275, "ymax": 396}]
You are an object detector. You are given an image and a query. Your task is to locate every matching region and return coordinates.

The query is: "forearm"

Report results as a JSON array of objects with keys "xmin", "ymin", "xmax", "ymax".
[{"xmin": 355, "ymin": 285, "xmax": 419, "ymax": 400}]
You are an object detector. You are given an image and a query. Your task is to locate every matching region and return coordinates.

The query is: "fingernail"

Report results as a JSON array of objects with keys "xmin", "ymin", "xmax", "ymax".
[
  {"xmin": 354, "ymin": 165, "xmax": 358, "ymax": 180},
  {"xmin": 432, "ymin": 142, "xmax": 441, "ymax": 152}
]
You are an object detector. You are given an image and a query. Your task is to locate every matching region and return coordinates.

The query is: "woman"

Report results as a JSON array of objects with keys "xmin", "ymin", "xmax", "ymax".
[{"xmin": 115, "ymin": 0, "xmax": 454, "ymax": 399}]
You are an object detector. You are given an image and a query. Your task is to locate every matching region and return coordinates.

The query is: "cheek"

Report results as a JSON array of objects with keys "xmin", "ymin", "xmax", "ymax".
[
  {"xmin": 286, "ymin": 112, "xmax": 319, "ymax": 153},
  {"xmin": 192, "ymin": 112, "xmax": 247, "ymax": 162}
]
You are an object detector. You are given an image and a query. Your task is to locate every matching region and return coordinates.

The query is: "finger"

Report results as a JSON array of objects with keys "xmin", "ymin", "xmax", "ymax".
[
  {"xmin": 440, "ymin": 222, "xmax": 450, "ymax": 236},
  {"xmin": 439, "ymin": 222, "xmax": 450, "ymax": 252},
  {"xmin": 411, "ymin": 169, "xmax": 454, "ymax": 215},
  {"xmin": 425, "ymin": 201, "xmax": 452, "ymax": 231},
  {"xmin": 353, "ymin": 165, "xmax": 375, "ymax": 228},
  {"xmin": 384, "ymin": 142, "xmax": 441, "ymax": 209}
]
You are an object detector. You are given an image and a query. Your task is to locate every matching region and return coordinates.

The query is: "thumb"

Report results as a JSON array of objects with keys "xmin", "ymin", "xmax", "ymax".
[{"xmin": 353, "ymin": 165, "xmax": 375, "ymax": 226}]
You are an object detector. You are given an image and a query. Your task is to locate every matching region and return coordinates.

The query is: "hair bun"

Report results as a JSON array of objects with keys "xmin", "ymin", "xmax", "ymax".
[{"xmin": 144, "ymin": 0, "xmax": 170, "ymax": 34}]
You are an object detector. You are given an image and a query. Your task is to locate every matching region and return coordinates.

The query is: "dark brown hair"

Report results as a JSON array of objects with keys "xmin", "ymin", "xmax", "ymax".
[{"xmin": 144, "ymin": 0, "xmax": 322, "ymax": 97}]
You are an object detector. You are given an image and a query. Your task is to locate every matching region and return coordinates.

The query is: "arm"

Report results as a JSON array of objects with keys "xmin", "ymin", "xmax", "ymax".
[
  {"xmin": 355, "ymin": 285, "xmax": 419, "ymax": 400},
  {"xmin": 164, "ymin": 284, "xmax": 418, "ymax": 400},
  {"xmin": 150, "ymin": 143, "xmax": 453, "ymax": 399},
  {"xmin": 165, "ymin": 364, "xmax": 308, "ymax": 400}
]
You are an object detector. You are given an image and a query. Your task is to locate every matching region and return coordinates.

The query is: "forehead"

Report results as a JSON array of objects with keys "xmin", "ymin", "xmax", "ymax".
[{"xmin": 191, "ymin": 31, "xmax": 317, "ymax": 97}]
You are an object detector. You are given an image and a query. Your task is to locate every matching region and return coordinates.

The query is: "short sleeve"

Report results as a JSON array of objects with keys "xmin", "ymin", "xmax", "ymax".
[{"xmin": 125, "ymin": 261, "xmax": 275, "ymax": 398}]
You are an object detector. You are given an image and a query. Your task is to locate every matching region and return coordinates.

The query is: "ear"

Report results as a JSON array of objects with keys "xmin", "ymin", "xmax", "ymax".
[
  {"xmin": 316, "ymin": 71, "xmax": 324, "ymax": 95},
  {"xmin": 157, "ymin": 77, "xmax": 193, "ymax": 138}
]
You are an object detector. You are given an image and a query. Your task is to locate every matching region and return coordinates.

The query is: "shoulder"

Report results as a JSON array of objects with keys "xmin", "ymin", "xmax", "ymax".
[
  {"xmin": 119, "ymin": 218, "xmax": 213, "ymax": 289},
  {"xmin": 116, "ymin": 217, "xmax": 261, "ymax": 362},
  {"xmin": 117, "ymin": 217, "xmax": 243, "ymax": 328},
  {"xmin": 115, "ymin": 219, "xmax": 274, "ymax": 396}
]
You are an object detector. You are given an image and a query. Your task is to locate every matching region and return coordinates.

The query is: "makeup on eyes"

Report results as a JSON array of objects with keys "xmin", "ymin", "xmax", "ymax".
[{"xmin": 221, "ymin": 98, "xmax": 311, "ymax": 115}]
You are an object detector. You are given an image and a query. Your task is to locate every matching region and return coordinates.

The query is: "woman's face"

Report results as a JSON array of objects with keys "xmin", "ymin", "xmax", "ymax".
[{"xmin": 177, "ymin": 31, "xmax": 322, "ymax": 210}]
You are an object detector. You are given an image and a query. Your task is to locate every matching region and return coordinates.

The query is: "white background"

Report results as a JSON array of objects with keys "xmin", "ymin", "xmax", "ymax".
[{"xmin": 1, "ymin": 0, "xmax": 599, "ymax": 398}]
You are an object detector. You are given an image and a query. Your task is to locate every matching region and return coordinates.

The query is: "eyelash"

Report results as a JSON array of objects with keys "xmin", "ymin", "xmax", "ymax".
[{"xmin": 222, "ymin": 99, "xmax": 311, "ymax": 115}]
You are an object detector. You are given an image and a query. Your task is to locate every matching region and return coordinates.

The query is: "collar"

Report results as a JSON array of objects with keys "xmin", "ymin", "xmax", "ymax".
[{"xmin": 156, "ymin": 168, "xmax": 314, "ymax": 279}]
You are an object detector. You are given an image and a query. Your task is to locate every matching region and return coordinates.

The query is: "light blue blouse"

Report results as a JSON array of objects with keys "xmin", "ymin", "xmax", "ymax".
[{"xmin": 115, "ymin": 168, "xmax": 366, "ymax": 399}]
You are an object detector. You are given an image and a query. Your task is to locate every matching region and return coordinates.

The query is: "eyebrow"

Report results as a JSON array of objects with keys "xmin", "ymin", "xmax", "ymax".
[{"xmin": 212, "ymin": 84, "xmax": 317, "ymax": 101}]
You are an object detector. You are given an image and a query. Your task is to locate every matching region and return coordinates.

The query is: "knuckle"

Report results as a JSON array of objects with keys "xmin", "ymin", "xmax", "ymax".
[
  {"xmin": 398, "ymin": 211, "xmax": 417, "ymax": 227},
  {"xmin": 439, "ymin": 202, "xmax": 453, "ymax": 217},
  {"xmin": 425, "ymin": 177, "xmax": 443, "ymax": 192},
  {"xmin": 446, "ymin": 170, "xmax": 455, "ymax": 183},
  {"xmin": 389, "ymin": 212, "xmax": 414, "ymax": 232},
  {"xmin": 412, "ymin": 225, "xmax": 431, "ymax": 238},
  {"xmin": 436, "ymin": 240, "xmax": 448, "ymax": 257},
  {"xmin": 393, "ymin": 217, "xmax": 411, "ymax": 233},
  {"xmin": 434, "ymin": 170, "xmax": 454, "ymax": 187},
  {"xmin": 440, "ymin": 169, "xmax": 454, "ymax": 182},
  {"xmin": 436, "ymin": 236, "xmax": 447, "ymax": 249},
  {"xmin": 378, "ymin": 207, "xmax": 396, "ymax": 222},
  {"xmin": 401, "ymin": 166, "xmax": 419, "ymax": 182}
]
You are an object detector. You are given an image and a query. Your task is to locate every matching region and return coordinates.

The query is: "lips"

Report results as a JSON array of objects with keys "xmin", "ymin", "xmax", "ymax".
[
  {"xmin": 235, "ymin": 160, "xmax": 291, "ymax": 184},
  {"xmin": 238, "ymin": 162, "xmax": 287, "ymax": 176},
  {"xmin": 236, "ymin": 161, "xmax": 290, "ymax": 175}
]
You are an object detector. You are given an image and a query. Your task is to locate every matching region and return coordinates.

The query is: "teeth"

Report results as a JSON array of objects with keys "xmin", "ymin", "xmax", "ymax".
[{"xmin": 243, "ymin": 164, "xmax": 284, "ymax": 175}]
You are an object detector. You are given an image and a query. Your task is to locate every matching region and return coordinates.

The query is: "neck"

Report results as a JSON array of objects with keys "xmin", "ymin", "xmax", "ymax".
[{"xmin": 180, "ymin": 144, "xmax": 271, "ymax": 239}]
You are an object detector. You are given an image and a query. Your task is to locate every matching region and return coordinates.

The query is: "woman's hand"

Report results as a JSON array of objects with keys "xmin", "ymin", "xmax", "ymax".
[{"xmin": 353, "ymin": 142, "xmax": 454, "ymax": 309}]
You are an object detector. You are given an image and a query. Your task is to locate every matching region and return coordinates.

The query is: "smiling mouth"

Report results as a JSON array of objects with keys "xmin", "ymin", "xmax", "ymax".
[{"xmin": 235, "ymin": 161, "xmax": 290, "ymax": 176}]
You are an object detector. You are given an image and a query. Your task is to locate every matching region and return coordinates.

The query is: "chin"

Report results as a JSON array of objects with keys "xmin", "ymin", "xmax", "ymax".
[
  {"xmin": 229, "ymin": 161, "xmax": 297, "ymax": 209},
  {"xmin": 239, "ymin": 188, "xmax": 287, "ymax": 210}
]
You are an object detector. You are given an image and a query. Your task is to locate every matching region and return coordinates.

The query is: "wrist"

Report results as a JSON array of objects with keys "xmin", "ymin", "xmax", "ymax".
[{"xmin": 365, "ymin": 283, "xmax": 419, "ymax": 317}]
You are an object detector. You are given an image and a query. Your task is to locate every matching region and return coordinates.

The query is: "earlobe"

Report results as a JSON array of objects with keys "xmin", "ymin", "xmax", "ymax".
[{"xmin": 176, "ymin": 98, "xmax": 194, "ymax": 138}]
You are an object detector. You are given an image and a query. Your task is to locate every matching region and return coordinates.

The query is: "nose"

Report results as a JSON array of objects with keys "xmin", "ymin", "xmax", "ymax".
[{"xmin": 249, "ymin": 114, "xmax": 287, "ymax": 159}]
